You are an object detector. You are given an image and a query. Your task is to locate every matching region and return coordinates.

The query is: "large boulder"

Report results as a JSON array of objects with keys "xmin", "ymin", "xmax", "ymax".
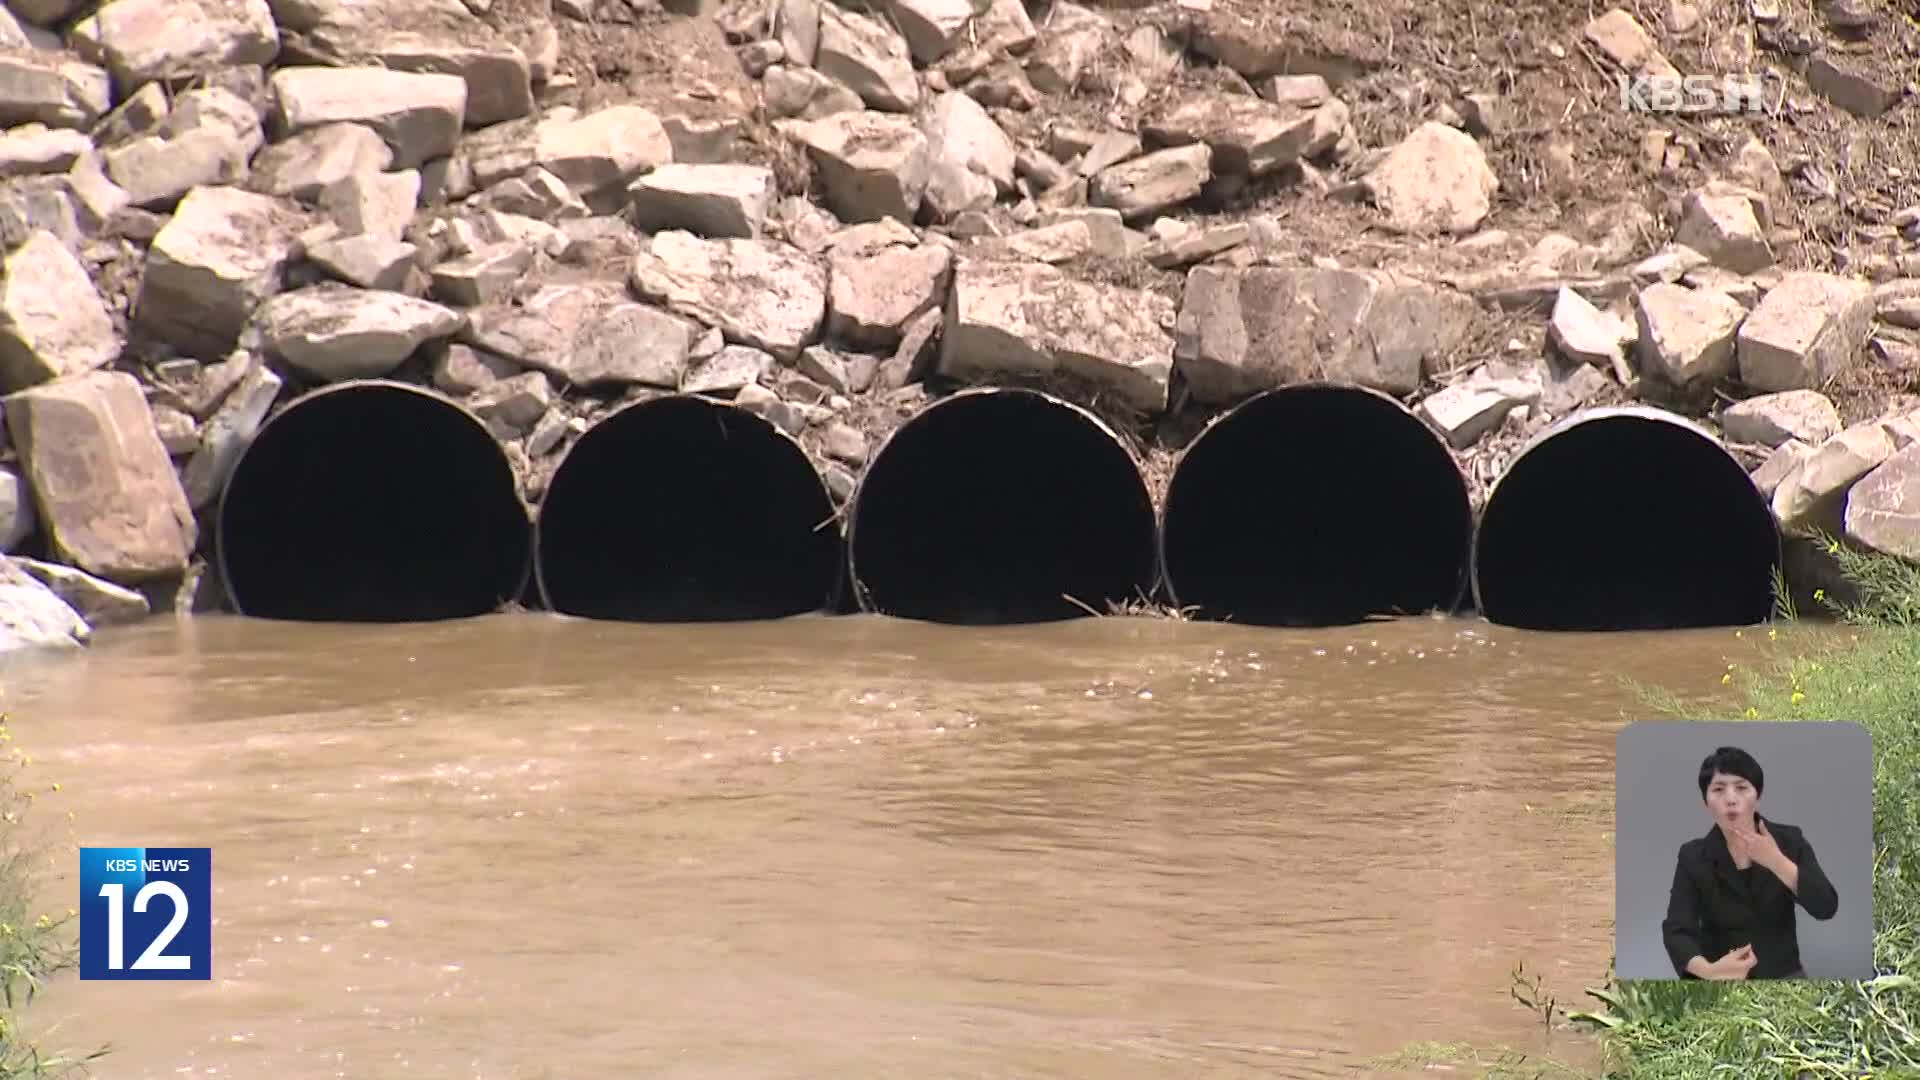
[
  {"xmin": 1024, "ymin": 2, "xmax": 1114, "ymax": 94},
  {"xmin": 762, "ymin": 65, "xmax": 864, "ymax": 120},
  {"xmin": 1673, "ymin": 185, "xmax": 1772, "ymax": 274},
  {"xmin": 1721, "ymin": 390, "xmax": 1842, "ymax": 448},
  {"xmin": 324, "ymin": 169, "xmax": 419, "ymax": 242},
  {"xmin": 921, "ymin": 92, "xmax": 1015, "ymax": 194},
  {"xmin": 787, "ymin": 111, "xmax": 930, "ymax": 224},
  {"xmin": 461, "ymin": 282, "xmax": 700, "ymax": 389},
  {"xmin": 1174, "ymin": 266, "xmax": 1478, "ymax": 401},
  {"xmin": 940, "ymin": 259, "xmax": 1174, "ymax": 413},
  {"xmin": 1771, "ymin": 421, "xmax": 1896, "ymax": 531},
  {"xmin": 134, "ymin": 185, "xmax": 302, "ymax": 359},
  {"xmin": 271, "ymin": 0, "xmax": 533, "ymax": 126},
  {"xmin": 628, "ymin": 231, "xmax": 828, "ymax": 363},
  {"xmin": 628, "ymin": 164, "xmax": 775, "ymax": 240},
  {"xmin": 4, "ymin": 370, "xmax": 196, "ymax": 583},
  {"xmin": 1140, "ymin": 92, "xmax": 1320, "ymax": 176},
  {"xmin": 815, "ymin": 5, "xmax": 919, "ymax": 112},
  {"xmin": 0, "ymin": 230, "xmax": 119, "ymax": 391},
  {"xmin": 70, "ymin": 0, "xmax": 279, "ymax": 92},
  {"xmin": 1361, "ymin": 121, "xmax": 1499, "ymax": 234},
  {"xmin": 1736, "ymin": 272, "xmax": 1876, "ymax": 392},
  {"xmin": 884, "ymin": 0, "xmax": 984, "ymax": 63},
  {"xmin": 0, "ymin": 53, "xmax": 112, "ymax": 130},
  {"xmin": 0, "ymin": 124, "xmax": 91, "ymax": 178},
  {"xmin": 249, "ymin": 122, "xmax": 393, "ymax": 200},
  {"xmin": 253, "ymin": 285, "xmax": 465, "ymax": 381},
  {"xmin": 1845, "ymin": 443, "xmax": 1920, "ymax": 560},
  {"xmin": 1632, "ymin": 283, "xmax": 1746, "ymax": 386},
  {"xmin": 10, "ymin": 556, "xmax": 150, "ymax": 627},
  {"xmin": 343, "ymin": 37, "xmax": 530, "ymax": 128},
  {"xmin": 827, "ymin": 244, "xmax": 952, "ymax": 349},
  {"xmin": 1089, "ymin": 144, "xmax": 1210, "ymax": 220},
  {"xmin": 269, "ymin": 65, "xmax": 467, "ymax": 169},
  {"xmin": 534, "ymin": 105, "xmax": 674, "ymax": 197},
  {"xmin": 104, "ymin": 125, "xmax": 253, "ymax": 210},
  {"xmin": 1807, "ymin": 53, "xmax": 1900, "ymax": 118}
]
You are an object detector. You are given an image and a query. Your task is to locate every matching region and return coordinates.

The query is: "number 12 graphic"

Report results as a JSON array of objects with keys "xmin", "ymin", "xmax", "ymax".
[
  {"xmin": 79, "ymin": 847, "xmax": 212, "ymax": 981},
  {"xmin": 95, "ymin": 881, "xmax": 194, "ymax": 971}
]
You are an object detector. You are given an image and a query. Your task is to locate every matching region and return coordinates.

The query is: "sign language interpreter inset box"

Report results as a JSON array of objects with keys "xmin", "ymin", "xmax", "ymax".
[{"xmin": 1613, "ymin": 721, "xmax": 1873, "ymax": 981}]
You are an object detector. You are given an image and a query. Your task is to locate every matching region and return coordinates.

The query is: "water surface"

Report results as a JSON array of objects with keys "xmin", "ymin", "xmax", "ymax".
[{"xmin": 2, "ymin": 613, "xmax": 1761, "ymax": 1078}]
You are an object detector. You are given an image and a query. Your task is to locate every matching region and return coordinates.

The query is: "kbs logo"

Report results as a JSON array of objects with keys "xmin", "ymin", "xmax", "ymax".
[
  {"xmin": 78, "ymin": 847, "xmax": 211, "ymax": 980},
  {"xmin": 1617, "ymin": 73, "xmax": 1773, "ymax": 114}
]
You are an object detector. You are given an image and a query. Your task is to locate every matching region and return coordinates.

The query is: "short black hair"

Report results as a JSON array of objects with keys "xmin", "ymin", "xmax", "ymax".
[{"xmin": 1698, "ymin": 746, "xmax": 1764, "ymax": 800}]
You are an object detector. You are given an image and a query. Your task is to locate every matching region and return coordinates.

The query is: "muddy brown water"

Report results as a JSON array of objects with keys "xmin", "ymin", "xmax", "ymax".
[{"xmin": 0, "ymin": 613, "xmax": 1772, "ymax": 1078}]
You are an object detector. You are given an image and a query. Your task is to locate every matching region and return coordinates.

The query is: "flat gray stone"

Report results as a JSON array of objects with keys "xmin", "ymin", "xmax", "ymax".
[
  {"xmin": 270, "ymin": 65, "xmax": 467, "ymax": 169},
  {"xmin": 11, "ymin": 556, "xmax": 149, "ymax": 626},
  {"xmin": 628, "ymin": 231, "xmax": 827, "ymax": 363},
  {"xmin": 1721, "ymin": 389, "xmax": 1841, "ymax": 448},
  {"xmin": 941, "ymin": 258, "xmax": 1173, "ymax": 412},
  {"xmin": 628, "ymin": 164, "xmax": 776, "ymax": 240},
  {"xmin": 254, "ymin": 284, "xmax": 465, "ymax": 381}
]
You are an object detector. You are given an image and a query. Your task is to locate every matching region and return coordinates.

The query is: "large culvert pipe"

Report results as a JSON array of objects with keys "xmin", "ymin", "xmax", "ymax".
[
  {"xmin": 846, "ymin": 387, "xmax": 1157, "ymax": 623},
  {"xmin": 1159, "ymin": 383, "xmax": 1474, "ymax": 626},
  {"xmin": 534, "ymin": 394, "xmax": 841, "ymax": 621},
  {"xmin": 217, "ymin": 380, "xmax": 531, "ymax": 621},
  {"xmin": 1472, "ymin": 407, "xmax": 1780, "ymax": 630}
]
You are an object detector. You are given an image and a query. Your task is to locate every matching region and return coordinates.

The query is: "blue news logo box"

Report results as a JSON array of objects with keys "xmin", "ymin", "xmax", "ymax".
[{"xmin": 79, "ymin": 847, "xmax": 211, "ymax": 981}]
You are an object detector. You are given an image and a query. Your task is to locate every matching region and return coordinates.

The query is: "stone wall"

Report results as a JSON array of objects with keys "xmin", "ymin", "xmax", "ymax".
[{"xmin": 0, "ymin": 0, "xmax": 1916, "ymax": 646}]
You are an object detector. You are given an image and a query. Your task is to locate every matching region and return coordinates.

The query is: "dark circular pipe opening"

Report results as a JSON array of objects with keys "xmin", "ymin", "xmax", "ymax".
[
  {"xmin": 535, "ymin": 394, "xmax": 841, "ymax": 621},
  {"xmin": 1159, "ymin": 383, "xmax": 1473, "ymax": 626},
  {"xmin": 1472, "ymin": 407, "xmax": 1781, "ymax": 630},
  {"xmin": 217, "ymin": 380, "xmax": 531, "ymax": 621},
  {"xmin": 847, "ymin": 387, "xmax": 1157, "ymax": 624}
]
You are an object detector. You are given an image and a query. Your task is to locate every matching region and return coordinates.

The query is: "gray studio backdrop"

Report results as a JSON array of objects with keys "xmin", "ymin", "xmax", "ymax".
[{"xmin": 1614, "ymin": 720, "xmax": 1875, "ymax": 980}]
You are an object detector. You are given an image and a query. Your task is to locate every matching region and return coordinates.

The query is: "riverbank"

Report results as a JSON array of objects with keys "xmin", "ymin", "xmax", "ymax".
[
  {"xmin": 1406, "ymin": 543, "xmax": 1917, "ymax": 1078},
  {"xmin": 1582, "ymin": 542, "xmax": 1917, "ymax": 1077}
]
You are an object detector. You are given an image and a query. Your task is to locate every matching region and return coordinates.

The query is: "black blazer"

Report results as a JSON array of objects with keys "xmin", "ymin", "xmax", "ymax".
[{"xmin": 1661, "ymin": 815, "xmax": 1840, "ymax": 979}]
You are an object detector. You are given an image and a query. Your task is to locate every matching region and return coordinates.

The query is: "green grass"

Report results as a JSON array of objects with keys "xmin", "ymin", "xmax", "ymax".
[
  {"xmin": 0, "ymin": 713, "xmax": 105, "ymax": 1079},
  {"xmin": 1380, "ymin": 540, "xmax": 1919, "ymax": 1079}
]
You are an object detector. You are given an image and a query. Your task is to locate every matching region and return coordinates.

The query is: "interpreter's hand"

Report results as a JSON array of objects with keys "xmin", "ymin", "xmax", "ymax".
[
  {"xmin": 1707, "ymin": 945, "xmax": 1757, "ymax": 980},
  {"xmin": 1727, "ymin": 818, "xmax": 1789, "ymax": 874}
]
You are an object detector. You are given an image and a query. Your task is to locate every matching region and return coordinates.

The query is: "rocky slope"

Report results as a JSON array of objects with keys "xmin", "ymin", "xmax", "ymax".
[{"xmin": 0, "ymin": 0, "xmax": 1917, "ymax": 646}]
